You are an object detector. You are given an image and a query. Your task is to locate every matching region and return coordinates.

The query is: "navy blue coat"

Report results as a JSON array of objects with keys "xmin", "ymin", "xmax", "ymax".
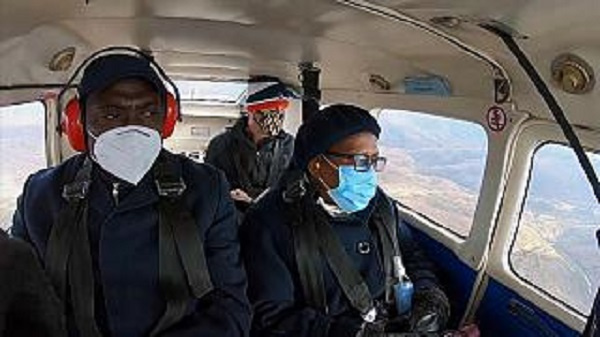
[
  {"xmin": 0, "ymin": 229, "xmax": 66, "ymax": 337},
  {"xmin": 240, "ymin": 184, "xmax": 446, "ymax": 337},
  {"xmin": 11, "ymin": 152, "xmax": 251, "ymax": 337},
  {"xmin": 205, "ymin": 117, "xmax": 294, "ymax": 200}
]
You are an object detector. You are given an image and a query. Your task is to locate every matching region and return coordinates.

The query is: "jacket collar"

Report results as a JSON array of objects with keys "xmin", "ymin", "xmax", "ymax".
[
  {"xmin": 315, "ymin": 188, "xmax": 380, "ymax": 225},
  {"xmin": 86, "ymin": 155, "xmax": 161, "ymax": 214}
]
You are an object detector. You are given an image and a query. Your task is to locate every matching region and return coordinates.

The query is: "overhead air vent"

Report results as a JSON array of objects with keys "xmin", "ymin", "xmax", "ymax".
[
  {"xmin": 430, "ymin": 16, "xmax": 462, "ymax": 29},
  {"xmin": 551, "ymin": 53, "xmax": 595, "ymax": 95},
  {"xmin": 368, "ymin": 74, "xmax": 391, "ymax": 91},
  {"xmin": 49, "ymin": 47, "xmax": 76, "ymax": 72}
]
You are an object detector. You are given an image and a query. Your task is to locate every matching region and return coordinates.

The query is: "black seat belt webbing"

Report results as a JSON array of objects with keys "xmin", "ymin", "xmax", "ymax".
[
  {"xmin": 169, "ymin": 201, "xmax": 213, "ymax": 298},
  {"xmin": 482, "ymin": 24, "xmax": 600, "ymax": 204},
  {"xmin": 290, "ymin": 192, "xmax": 402, "ymax": 319},
  {"xmin": 48, "ymin": 155, "xmax": 214, "ymax": 337},
  {"xmin": 292, "ymin": 201, "xmax": 328, "ymax": 311},
  {"xmin": 151, "ymin": 155, "xmax": 214, "ymax": 335},
  {"xmin": 46, "ymin": 158, "xmax": 101, "ymax": 337},
  {"xmin": 68, "ymin": 202, "xmax": 102, "ymax": 337},
  {"xmin": 46, "ymin": 160, "xmax": 92, "ymax": 299},
  {"xmin": 372, "ymin": 195, "xmax": 402, "ymax": 305},
  {"xmin": 314, "ymin": 211, "xmax": 375, "ymax": 319},
  {"xmin": 482, "ymin": 28, "xmax": 600, "ymax": 333},
  {"xmin": 150, "ymin": 200, "xmax": 191, "ymax": 337},
  {"xmin": 46, "ymin": 202, "xmax": 82, "ymax": 301}
]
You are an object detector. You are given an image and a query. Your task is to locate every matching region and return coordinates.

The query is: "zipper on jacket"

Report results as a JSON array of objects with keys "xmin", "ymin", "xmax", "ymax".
[{"xmin": 112, "ymin": 182, "xmax": 120, "ymax": 206}]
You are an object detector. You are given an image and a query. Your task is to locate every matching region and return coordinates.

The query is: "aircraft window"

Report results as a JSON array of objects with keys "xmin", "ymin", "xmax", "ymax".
[
  {"xmin": 377, "ymin": 109, "xmax": 488, "ymax": 238},
  {"xmin": 175, "ymin": 80, "xmax": 247, "ymax": 105},
  {"xmin": 0, "ymin": 101, "xmax": 46, "ymax": 230},
  {"xmin": 510, "ymin": 143, "xmax": 600, "ymax": 315}
]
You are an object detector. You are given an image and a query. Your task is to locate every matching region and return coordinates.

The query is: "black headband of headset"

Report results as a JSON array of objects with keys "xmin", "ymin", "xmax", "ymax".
[{"xmin": 56, "ymin": 46, "xmax": 181, "ymax": 127}]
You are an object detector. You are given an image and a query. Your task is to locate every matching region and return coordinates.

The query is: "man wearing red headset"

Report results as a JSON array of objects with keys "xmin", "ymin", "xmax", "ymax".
[
  {"xmin": 11, "ymin": 52, "xmax": 250, "ymax": 337},
  {"xmin": 205, "ymin": 76, "xmax": 295, "ymax": 212}
]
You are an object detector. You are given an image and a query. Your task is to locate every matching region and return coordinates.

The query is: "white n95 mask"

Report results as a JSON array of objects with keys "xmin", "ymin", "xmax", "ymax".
[{"xmin": 90, "ymin": 125, "xmax": 161, "ymax": 185}]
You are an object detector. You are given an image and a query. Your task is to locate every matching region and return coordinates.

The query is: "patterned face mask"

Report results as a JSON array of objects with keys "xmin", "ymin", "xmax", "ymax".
[{"xmin": 252, "ymin": 109, "xmax": 285, "ymax": 136}]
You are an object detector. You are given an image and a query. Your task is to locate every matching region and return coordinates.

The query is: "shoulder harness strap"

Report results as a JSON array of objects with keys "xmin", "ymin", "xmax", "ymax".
[
  {"xmin": 314, "ymin": 210, "xmax": 377, "ymax": 321},
  {"xmin": 48, "ymin": 155, "xmax": 214, "ymax": 337},
  {"xmin": 46, "ymin": 157, "xmax": 102, "ymax": 337},
  {"xmin": 283, "ymin": 172, "xmax": 327, "ymax": 312},
  {"xmin": 150, "ymin": 154, "xmax": 214, "ymax": 336},
  {"xmin": 284, "ymin": 172, "xmax": 377, "ymax": 321},
  {"xmin": 293, "ymin": 200, "xmax": 328, "ymax": 312},
  {"xmin": 371, "ymin": 191, "xmax": 402, "ymax": 305}
]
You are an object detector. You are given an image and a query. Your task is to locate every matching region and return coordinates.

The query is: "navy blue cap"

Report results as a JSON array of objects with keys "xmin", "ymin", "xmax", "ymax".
[
  {"xmin": 245, "ymin": 75, "xmax": 297, "ymax": 106},
  {"xmin": 78, "ymin": 54, "xmax": 166, "ymax": 102},
  {"xmin": 292, "ymin": 104, "xmax": 381, "ymax": 170}
]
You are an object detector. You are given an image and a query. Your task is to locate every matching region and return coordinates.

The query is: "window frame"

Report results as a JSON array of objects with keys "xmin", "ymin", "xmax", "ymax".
[
  {"xmin": 507, "ymin": 140, "xmax": 600, "ymax": 316},
  {"xmin": 371, "ymin": 102, "xmax": 527, "ymax": 272},
  {"xmin": 485, "ymin": 120, "xmax": 600, "ymax": 332}
]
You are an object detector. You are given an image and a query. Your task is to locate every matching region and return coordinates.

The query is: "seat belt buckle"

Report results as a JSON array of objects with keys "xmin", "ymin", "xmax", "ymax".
[
  {"xmin": 155, "ymin": 179, "xmax": 187, "ymax": 198},
  {"xmin": 62, "ymin": 181, "xmax": 90, "ymax": 200},
  {"xmin": 361, "ymin": 306, "xmax": 378, "ymax": 323}
]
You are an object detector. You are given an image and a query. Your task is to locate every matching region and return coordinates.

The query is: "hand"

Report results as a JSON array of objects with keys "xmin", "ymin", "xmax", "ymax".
[
  {"xmin": 442, "ymin": 324, "xmax": 480, "ymax": 337},
  {"xmin": 230, "ymin": 189, "xmax": 253, "ymax": 203},
  {"xmin": 409, "ymin": 287, "xmax": 450, "ymax": 333}
]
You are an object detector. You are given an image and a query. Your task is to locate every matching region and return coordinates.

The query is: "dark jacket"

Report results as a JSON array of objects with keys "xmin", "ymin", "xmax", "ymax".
[
  {"xmin": 0, "ymin": 229, "xmax": 66, "ymax": 337},
  {"xmin": 240, "ymin": 178, "xmax": 447, "ymax": 337},
  {"xmin": 11, "ymin": 152, "xmax": 251, "ymax": 337},
  {"xmin": 205, "ymin": 117, "xmax": 294, "ymax": 200}
]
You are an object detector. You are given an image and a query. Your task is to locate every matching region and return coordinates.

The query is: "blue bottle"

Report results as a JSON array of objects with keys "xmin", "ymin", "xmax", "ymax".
[{"xmin": 393, "ymin": 256, "xmax": 414, "ymax": 315}]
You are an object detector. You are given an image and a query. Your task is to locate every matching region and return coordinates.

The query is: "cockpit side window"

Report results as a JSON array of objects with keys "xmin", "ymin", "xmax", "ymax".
[
  {"xmin": 510, "ymin": 143, "xmax": 600, "ymax": 316},
  {"xmin": 377, "ymin": 109, "xmax": 488, "ymax": 238},
  {"xmin": 0, "ymin": 101, "xmax": 46, "ymax": 230}
]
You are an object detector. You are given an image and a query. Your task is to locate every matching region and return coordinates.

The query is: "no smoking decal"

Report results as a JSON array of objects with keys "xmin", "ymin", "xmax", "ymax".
[{"xmin": 487, "ymin": 106, "xmax": 507, "ymax": 132}]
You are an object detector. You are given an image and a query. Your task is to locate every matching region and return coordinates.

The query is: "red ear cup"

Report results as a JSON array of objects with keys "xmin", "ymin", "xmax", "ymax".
[
  {"xmin": 62, "ymin": 98, "xmax": 87, "ymax": 152},
  {"xmin": 61, "ymin": 91, "xmax": 177, "ymax": 149},
  {"xmin": 162, "ymin": 92, "xmax": 178, "ymax": 138}
]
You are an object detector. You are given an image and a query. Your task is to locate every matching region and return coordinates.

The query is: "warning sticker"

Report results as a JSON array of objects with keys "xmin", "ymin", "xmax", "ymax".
[{"xmin": 487, "ymin": 106, "xmax": 507, "ymax": 132}]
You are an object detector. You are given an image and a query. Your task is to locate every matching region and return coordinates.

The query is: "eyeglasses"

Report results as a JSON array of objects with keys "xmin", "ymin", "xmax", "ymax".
[{"xmin": 325, "ymin": 152, "xmax": 387, "ymax": 172}]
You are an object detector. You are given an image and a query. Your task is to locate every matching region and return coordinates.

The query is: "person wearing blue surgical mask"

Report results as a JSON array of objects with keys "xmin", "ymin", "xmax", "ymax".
[
  {"xmin": 241, "ymin": 104, "xmax": 451, "ymax": 337},
  {"xmin": 307, "ymin": 132, "xmax": 384, "ymax": 214}
]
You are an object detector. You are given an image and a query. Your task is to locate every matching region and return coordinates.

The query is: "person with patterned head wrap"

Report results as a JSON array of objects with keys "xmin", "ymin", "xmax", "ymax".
[{"xmin": 205, "ymin": 75, "xmax": 296, "ymax": 212}]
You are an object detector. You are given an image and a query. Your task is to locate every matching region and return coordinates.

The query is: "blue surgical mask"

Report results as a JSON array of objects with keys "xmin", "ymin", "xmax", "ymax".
[{"xmin": 328, "ymin": 165, "xmax": 378, "ymax": 213}]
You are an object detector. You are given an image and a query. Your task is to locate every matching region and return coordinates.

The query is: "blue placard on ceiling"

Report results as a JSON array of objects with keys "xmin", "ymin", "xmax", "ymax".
[{"xmin": 404, "ymin": 75, "xmax": 452, "ymax": 97}]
